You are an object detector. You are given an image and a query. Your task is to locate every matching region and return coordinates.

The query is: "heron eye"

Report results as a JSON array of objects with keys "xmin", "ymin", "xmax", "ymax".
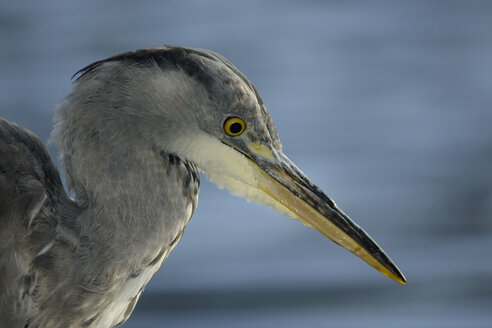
[{"xmin": 223, "ymin": 117, "xmax": 246, "ymax": 136}]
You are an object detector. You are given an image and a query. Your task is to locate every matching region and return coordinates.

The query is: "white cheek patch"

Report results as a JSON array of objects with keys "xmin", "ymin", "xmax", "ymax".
[
  {"xmin": 167, "ymin": 133, "xmax": 298, "ymax": 219},
  {"xmin": 207, "ymin": 173, "xmax": 298, "ymax": 220}
]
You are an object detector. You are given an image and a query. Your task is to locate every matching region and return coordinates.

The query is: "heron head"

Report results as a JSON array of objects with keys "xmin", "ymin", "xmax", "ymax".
[{"xmin": 71, "ymin": 46, "xmax": 406, "ymax": 284}]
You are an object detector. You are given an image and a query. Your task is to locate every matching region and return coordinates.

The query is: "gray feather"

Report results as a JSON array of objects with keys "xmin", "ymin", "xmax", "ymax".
[{"xmin": 0, "ymin": 45, "xmax": 281, "ymax": 327}]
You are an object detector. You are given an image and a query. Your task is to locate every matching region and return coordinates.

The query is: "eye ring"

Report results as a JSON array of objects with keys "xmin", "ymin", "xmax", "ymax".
[{"xmin": 223, "ymin": 117, "xmax": 246, "ymax": 136}]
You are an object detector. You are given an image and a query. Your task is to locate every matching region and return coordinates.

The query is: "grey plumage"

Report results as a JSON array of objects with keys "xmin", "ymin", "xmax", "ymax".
[
  {"xmin": 0, "ymin": 114, "xmax": 199, "ymax": 327},
  {"xmin": 0, "ymin": 46, "xmax": 215, "ymax": 327},
  {"xmin": 0, "ymin": 45, "xmax": 405, "ymax": 328}
]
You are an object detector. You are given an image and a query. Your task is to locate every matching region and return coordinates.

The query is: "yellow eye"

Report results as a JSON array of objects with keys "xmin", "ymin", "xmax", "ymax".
[{"xmin": 223, "ymin": 117, "xmax": 246, "ymax": 136}]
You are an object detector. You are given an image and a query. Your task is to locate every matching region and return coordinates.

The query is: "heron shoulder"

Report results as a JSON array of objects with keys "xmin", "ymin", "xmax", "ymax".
[
  {"xmin": 0, "ymin": 118, "xmax": 82, "ymax": 324},
  {"xmin": 0, "ymin": 118, "xmax": 67, "ymax": 224}
]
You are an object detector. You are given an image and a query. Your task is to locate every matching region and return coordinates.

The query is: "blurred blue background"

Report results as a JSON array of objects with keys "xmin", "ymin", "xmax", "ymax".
[{"xmin": 1, "ymin": 1, "xmax": 491, "ymax": 327}]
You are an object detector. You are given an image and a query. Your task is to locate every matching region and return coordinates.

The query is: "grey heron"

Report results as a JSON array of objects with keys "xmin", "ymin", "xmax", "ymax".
[{"xmin": 0, "ymin": 46, "xmax": 405, "ymax": 328}]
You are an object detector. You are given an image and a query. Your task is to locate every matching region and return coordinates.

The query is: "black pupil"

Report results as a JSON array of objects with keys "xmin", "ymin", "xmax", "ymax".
[{"xmin": 229, "ymin": 122, "xmax": 243, "ymax": 134}]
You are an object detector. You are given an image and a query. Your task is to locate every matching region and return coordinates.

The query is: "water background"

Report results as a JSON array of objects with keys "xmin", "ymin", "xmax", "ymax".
[{"xmin": 1, "ymin": 1, "xmax": 491, "ymax": 327}]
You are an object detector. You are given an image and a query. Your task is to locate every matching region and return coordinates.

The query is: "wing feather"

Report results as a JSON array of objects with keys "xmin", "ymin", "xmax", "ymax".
[{"xmin": 0, "ymin": 118, "xmax": 74, "ymax": 326}]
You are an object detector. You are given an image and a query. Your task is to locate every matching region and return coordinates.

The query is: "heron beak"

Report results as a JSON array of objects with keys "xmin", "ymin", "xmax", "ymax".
[{"xmin": 243, "ymin": 143, "xmax": 406, "ymax": 284}]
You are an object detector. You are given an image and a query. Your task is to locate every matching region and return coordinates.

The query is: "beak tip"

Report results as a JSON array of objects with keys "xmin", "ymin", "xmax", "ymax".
[
  {"xmin": 396, "ymin": 273, "xmax": 407, "ymax": 285},
  {"xmin": 386, "ymin": 266, "xmax": 407, "ymax": 285}
]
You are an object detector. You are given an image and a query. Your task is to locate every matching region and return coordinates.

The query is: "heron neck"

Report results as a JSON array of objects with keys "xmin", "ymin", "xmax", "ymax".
[{"xmin": 62, "ymin": 134, "xmax": 199, "ymax": 248}]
